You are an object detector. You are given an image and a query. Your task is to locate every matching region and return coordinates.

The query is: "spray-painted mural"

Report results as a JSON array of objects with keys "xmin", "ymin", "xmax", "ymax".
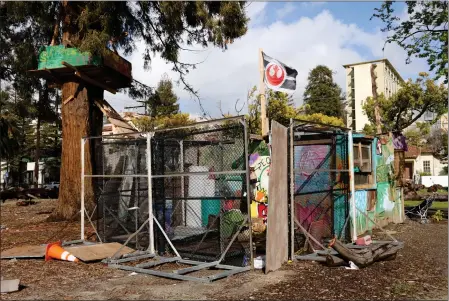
[
  {"xmin": 352, "ymin": 134, "xmax": 404, "ymax": 236},
  {"xmin": 249, "ymin": 153, "xmax": 270, "ymax": 233},
  {"xmin": 294, "ymin": 145, "xmax": 333, "ymax": 239}
]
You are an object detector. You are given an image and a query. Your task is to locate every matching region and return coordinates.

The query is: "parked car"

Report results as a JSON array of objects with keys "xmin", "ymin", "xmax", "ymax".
[{"xmin": 44, "ymin": 182, "xmax": 60, "ymax": 190}]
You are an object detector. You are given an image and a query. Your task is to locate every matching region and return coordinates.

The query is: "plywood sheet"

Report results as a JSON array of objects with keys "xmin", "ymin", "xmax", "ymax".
[
  {"xmin": 65, "ymin": 243, "xmax": 135, "ymax": 262},
  {"xmin": 266, "ymin": 121, "xmax": 288, "ymax": 274},
  {"xmin": 0, "ymin": 245, "xmax": 45, "ymax": 259}
]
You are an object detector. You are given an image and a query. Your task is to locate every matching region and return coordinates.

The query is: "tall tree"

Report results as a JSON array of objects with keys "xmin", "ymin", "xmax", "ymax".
[
  {"xmin": 303, "ymin": 65, "xmax": 345, "ymax": 119},
  {"xmin": 2, "ymin": 1, "xmax": 248, "ymax": 220},
  {"xmin": 372, "ymin": 1, "xmax": 448, "ymax": 83},
  {"xmin": 246, "ymin": 86, "xmax": 345, "ymax": 135},
  {"xmin": 362, "ymin": 72, "xmax": 447, "ymax": 134},
  {"xmin": 147, "ymin": 74, "xmax": 180, "ymax": 117}
]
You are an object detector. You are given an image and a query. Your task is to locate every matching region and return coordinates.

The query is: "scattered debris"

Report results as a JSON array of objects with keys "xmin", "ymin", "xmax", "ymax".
[
  {"xmin": 344, "ymin": 261, "xmax": 359, "ymax": 270},
  {"xmin": 1, "ymin": 242, "xmax": 134, "ymax": 262},
  {"xmin": 328, "ymin": 238, "xmax": 404, "ymax": 268},
  {"xmin": 16, "ymin": 200, "xmax": 37, "ymax": 207},
  {"xmin": 0, "ymin": 279, "xmax": 20, "ymax": 293}
]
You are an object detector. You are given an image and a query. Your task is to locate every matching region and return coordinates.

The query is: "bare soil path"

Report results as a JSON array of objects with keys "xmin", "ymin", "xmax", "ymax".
[{"xmin": 1, "ymin": 199, "xmax": 447, "ymax": 300}]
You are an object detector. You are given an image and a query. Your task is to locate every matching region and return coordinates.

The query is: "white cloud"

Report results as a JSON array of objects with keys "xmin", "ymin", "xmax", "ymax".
[
  {"xmin": 276, "ymin": 3, "xmax": 296, "ymax": 19},
  {"xmin": 107, "ymin": 6, "xmax": 430, "ymax": 118}
]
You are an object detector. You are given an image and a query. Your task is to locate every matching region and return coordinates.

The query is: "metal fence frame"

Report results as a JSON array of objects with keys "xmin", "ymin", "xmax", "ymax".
[
  {"xmin": 288, "ymin": 118, "xmax": 356, "ymax": 260},
  {"xmin": 80, "ymin": 116, "xmax": 253, "ymax": 281}
]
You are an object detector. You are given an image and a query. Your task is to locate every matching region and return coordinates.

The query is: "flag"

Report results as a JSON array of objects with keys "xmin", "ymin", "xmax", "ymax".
[{"xmin": 262, "ymin": 52, "xmax": 298, "ymax": 92}]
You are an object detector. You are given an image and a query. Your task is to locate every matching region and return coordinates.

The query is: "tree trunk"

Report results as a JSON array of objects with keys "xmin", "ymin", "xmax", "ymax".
[
  {"xmin": 370, "ymin": 64, "xmax": 382, "ymax": 135},
  {"xmin": 48, "ymin": 82, "xmax": 103, "ymax": 221},
  {"xmin": 34, "ymin": 117, "xmax": 41, "ymax": 188}
]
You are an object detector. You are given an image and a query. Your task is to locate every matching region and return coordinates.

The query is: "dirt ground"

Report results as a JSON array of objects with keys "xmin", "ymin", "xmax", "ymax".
[{"xmin": 1, "ymin": 199, "xmax": 447, "ymax": 300}]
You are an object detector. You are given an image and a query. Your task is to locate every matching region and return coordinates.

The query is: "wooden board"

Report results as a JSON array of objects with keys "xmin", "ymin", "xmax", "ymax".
[
  {"xmin": 0, "ymin": 245, "xmax": 46, "ymax": 259},
  {"xmin": 266, "ymin": 121, "xmax": 288, "ymax": 274},
  {"xmin": 65, "ymin": 243, "xmax": 134, "ymax": 262}
]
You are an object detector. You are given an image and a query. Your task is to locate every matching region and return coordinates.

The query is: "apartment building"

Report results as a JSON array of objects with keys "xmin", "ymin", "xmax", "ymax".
[{"xmin": 343, "ymin": 59, "xmax": 404, "ymax": 132}]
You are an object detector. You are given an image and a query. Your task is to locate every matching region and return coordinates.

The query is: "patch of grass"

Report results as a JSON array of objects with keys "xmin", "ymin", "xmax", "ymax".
[
  {"xmin": 404, "ymin": 200, "xmax": 448, "ymax": 210},
  {"xmin": 417, "ymin": 189, "xmax": 448, "ymax": 196},
  {"xmin": 391, "ymin": 282, "xmax": 413, "ymax": 295}
]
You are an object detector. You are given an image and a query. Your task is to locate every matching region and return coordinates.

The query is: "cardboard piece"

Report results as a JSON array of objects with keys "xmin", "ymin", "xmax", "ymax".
[
  {"xmin": 65, "ymin": 242, "xmax": 135, "ymax": 262},
  {"xmin": 0, "ymin": 245, "xmax": 46, "ymax": 259},
  {"xmin": 1, "ymin": 242, "xmax": 134, "ymax": 262},
  {"xmin": 0, "ymin": 279, "xmax": 20, "ymax": 293}
]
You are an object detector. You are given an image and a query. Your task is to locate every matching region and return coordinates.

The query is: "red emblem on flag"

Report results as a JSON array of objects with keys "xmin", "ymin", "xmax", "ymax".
[{"xmin": 265, "ymin": 62, "xmax": 286, "ymax": 87}]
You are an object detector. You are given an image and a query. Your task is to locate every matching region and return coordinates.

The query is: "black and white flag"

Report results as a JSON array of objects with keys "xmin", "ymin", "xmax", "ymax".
[{"xmin": 262, "ymin": 52, "xmax": 298, "ymax": 93}]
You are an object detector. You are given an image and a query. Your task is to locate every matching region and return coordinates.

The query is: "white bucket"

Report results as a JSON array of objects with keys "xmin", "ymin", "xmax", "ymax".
[{"xmin": 254, "ymin": 256, "xmax": 266, "ymax": 269}]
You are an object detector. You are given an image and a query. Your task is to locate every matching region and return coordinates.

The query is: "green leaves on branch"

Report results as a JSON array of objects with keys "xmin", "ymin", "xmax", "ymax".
[
  {"xmin": 372, "ymin": 1, "xmax": 448, "ymax": 83},
  {"xmin": 246, "ymin": 85, "xmax": 345, "ymax": 135},
  {"xmin": 362, "ymin": 72, "xmax": 447, "ymax": 133}
]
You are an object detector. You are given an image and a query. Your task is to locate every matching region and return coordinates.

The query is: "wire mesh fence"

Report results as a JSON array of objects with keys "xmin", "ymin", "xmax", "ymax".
[
  {"xmin": 288, "ymin": 121, "xmax": 351, "ymax": 255},
  {"xmin": 83, "ymin": 117, "xmax": 252, "ymax": 267}
]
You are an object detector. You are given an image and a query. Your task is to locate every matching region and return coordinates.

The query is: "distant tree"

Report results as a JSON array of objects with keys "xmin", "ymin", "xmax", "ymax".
[
  {"xmin": 1, "ymin": 1, "xmax": 249, "ymax": 220},
  {"xmin": 147, "ymin": 74, "xmax": 180, "ymax": 117},
  {"xmin": 427, "ymin": 128, "xmax": 448, "ymax": 161},
  {"xmin": 363, "ymin": 72, "xmax": 447, "ymax": 133},
  {"xmin": 404, "ymin": 122, "xmax": 430, "ymax": 147},
  {"xmin": 132, "ymin": 113, "xmax": 193, "ymax": 132},
  {"xmin": 303, "ymin": 65, "xmax": 345, "ymax": 119},
  {"xmin": 246, "ymin": 86, "xmax": 345, "ymax": 135},
  {"xmin": 372, "ymin": 1, "xmax": 448, "ymax": 83}
]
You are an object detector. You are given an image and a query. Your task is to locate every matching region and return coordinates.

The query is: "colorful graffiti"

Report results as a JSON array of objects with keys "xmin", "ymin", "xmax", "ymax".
[
  {"xmin": 294, "ymin": 145, "xmax": 332, "ymax": 193},
  {"xmin": 250, "ymin": 154, "xmax": 270, "ymax": 231}
]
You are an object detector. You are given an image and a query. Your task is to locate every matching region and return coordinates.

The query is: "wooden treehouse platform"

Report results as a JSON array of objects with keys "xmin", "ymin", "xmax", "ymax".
[{"xmin": 28, "ymin": 45, "xmax": 132, "ymax": 93}]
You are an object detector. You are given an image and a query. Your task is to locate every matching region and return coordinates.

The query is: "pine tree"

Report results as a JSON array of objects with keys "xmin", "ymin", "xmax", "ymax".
[
  {"xmin": 148, "ymin": 74, "xmax": 180, "ymax": 117},
  {"xmin": 303, "ymin": 65, "xmax": 345, "ymax": 118},
  {"xmin": 1, "ymin": 1, "xmax": 248, "ymax": 220}
]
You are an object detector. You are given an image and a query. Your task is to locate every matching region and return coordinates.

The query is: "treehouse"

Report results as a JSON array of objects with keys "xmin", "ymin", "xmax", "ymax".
[{"xmin": 28, "ymin": 45, "xmax": 132, "ymax": 93}]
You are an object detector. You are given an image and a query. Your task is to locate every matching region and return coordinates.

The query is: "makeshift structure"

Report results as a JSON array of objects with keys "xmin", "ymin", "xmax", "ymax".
[{"xmin": 81, "ymin": 116, "xmax": 253, "ymax": 281}]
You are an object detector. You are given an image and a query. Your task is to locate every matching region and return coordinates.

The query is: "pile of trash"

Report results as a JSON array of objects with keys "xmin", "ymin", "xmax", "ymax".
[{"xmin": 296, "ymin": 235, "xmax": 404, "ymax": 269}]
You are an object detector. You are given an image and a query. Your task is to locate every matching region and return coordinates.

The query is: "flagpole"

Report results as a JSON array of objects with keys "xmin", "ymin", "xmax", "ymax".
[{"xmin": 259, "ymin": 48, "xmax": 268, "ymax": 138}]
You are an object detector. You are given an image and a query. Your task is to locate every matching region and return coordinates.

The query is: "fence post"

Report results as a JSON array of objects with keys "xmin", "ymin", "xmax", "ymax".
[
  {"xmin": 147, "ymin": 133, "xmax": 155, "ymax": 254},
  {"xmin": 242, "ymin": 119, "xmax": 254, "ymax": 269},
  {"xmin": 289, "ymin": 120, "xmax": 294, "ymax": 260},
  {"xmin": 348, "ymin": 130, "xmax": 357, "ymax": 242}
]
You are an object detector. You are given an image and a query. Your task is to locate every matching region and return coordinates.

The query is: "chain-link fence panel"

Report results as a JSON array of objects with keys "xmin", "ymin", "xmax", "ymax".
[
  {"xmin": 150, "ymin": 118, "xmax": 251, "ymax": 267},
  {"xmin": 83, "ymin": 117, "xmax": 252, "ymax": 267},
  {"xmin": 289, "ymin": 121, "xmax": 350, "ymax": 255}
]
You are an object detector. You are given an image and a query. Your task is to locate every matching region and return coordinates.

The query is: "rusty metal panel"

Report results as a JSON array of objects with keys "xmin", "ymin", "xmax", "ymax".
[{"xmin": 266, "ymin": 121, "xmax": 288, "ymax": 273}]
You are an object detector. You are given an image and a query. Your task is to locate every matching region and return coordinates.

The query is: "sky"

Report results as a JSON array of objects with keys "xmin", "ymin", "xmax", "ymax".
[{"xmin": 106, "ymin": 1, "xmax": 431, "ymax": 119}]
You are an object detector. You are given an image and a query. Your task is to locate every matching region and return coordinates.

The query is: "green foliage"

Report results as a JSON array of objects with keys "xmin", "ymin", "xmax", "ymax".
[
  {"xmin": 404, "ymin": 122, "xmax": 430, "ymax": 147},
  {"xmin": 439, "ymin": 166, "xmax": 448, "ymax": 176},
  {"xmin": 428, "ymin": 128, "xmax": 448, "ymax": 161},
  {"xmin": 432, "ymin": 210, "xmax": 444, "ymax": 222},
  {"xmin": 372, "ymin": 1, "xmax": 448, "ymax": 83},
  {"xmin": 418, "ymin": 171, "xmax": 431, "ymax": 176},
  {"xmin": 132, "ymin": 113, "xmax": 193, "ymax": 132},
  {"xmin": 363, "ymin": 73, "xmax": 448, "ymax": 132},
  {"xmin": 296, "ymin": 113, "xmax": 346, "ymax": 128},
  {"xmin": 303, "ymin": 65, "xmax": 345, "ymax": 118},
  {"xmin": 246, "ymin": 86, "xmax": 345, "ymax": 135},
  {"xmin": 1, "ymin": 1, "xmax": 248, "ymax": 98},
  {"xmin": 147, "ymin": 74, "xmax": 180, "ymax": 117}
]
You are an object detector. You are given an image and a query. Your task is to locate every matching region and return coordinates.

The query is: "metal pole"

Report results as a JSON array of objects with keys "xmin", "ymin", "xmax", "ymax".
[
  {"xmin": 242, "ymin": 119, "xmax": 254, "ymax": 269},
  {"xmin": 348, "ymin": 130, "xmax": 357, "ymax": 242},
  {"xmin": 289, "ymin": 120, "xmax": 294, "ymax": 260},
  {"xmin": 147, "ymin": 133, "xmax": 155, "ymax": 254},
  {"xmin": 81, "ymin": 138, "xmax": 85, "ymax": 241},
  {"xmin": 180, "ymin": 141, "xmax": 185, "ymax": 226}
]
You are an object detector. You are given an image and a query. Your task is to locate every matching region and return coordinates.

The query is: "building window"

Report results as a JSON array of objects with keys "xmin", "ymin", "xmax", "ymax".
[
  {"xmin": 423, "ymin": 161, "xmax": 431, "ymax": 174},
  {"xmin": 354, "ymin": 140, "xmax": 373, "ymax": 186}
]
